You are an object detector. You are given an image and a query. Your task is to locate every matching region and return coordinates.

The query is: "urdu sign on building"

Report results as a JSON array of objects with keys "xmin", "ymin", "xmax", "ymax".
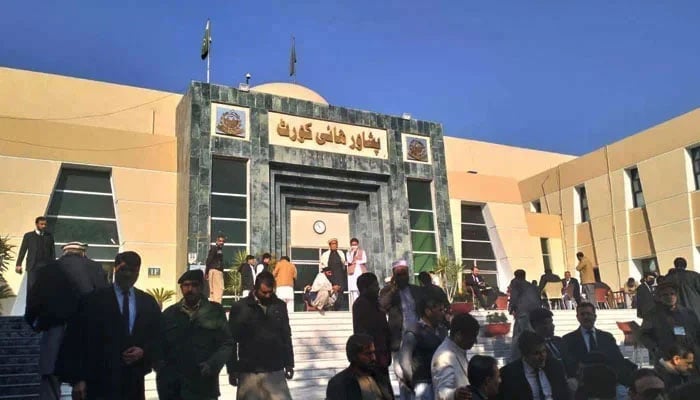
[{"xmin": 267, "ymin": 112, "xmax": 389, "ymax": 159}]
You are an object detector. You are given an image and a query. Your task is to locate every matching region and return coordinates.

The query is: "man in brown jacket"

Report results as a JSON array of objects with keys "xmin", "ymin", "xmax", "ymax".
[
  {"xmin": 576, "ymin": 251, "xmax": 597, "ymax": 308},
  {"xmin": 273, "ymin": 256, "xmax": 297, "ymax": 313}
]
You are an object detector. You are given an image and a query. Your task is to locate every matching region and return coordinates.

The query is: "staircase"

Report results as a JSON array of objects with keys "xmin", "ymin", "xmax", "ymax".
[
  {"xmin": 1, "ymin": 308, "xmax": 647, "ymax": 400},
  {"xmin": 0, "ymin": 317, "xmax": 40, "ymax": 400}
]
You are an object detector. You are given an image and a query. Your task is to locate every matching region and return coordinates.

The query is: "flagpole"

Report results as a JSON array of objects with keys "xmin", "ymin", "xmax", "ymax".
[{"xmin": 207, "ymin": 48, "xmax": 210, "ymax": 84}]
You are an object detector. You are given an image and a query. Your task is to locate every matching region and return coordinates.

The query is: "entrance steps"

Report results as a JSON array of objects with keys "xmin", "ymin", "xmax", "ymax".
[{"xmin": 1, "ymin": 307, "xmax": 647, "ymax": 400}]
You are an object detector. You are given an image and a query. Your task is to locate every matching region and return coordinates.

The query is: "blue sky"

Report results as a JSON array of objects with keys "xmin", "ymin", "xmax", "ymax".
[{"xmin": 2, "ymin": 1, "xmax": 699, "ymax": 155}]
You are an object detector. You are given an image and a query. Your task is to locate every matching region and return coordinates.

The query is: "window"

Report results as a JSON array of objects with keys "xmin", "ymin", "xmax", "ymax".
[
  {"xmin": 407, "ymin": 180, "xmax": 438, "ymax": 273},
  {"xmin": 531, "ymin": 200, "xmax": 542, "ymax": 213},
  {"xmin": 210, "ymin": 157, "xmax": 248, "ymax": 265},
  {"xmin": 629, "ymin": 167, "xmax": 645, "ymax": 208},
  {"xmin": 540, "ymin": 238, "xmax": 551, "ymax": 271},
  {"xmin": 634, "ymin": 257, "xmax": 658, "ymax": 275},
  {"xmin": 577, "ymin": 186, "xmax": 590, "ymax": 223},
  {"xmin": 460, "ymin": 204, "xmax": 497, "ymax": 278},
  {"xmin": 47, "ymin": 168, "xmax": 119, "ymax": 266},
  {"xmin": 691, "ymin": 147, "xmax": 700, "ymax": 190}
]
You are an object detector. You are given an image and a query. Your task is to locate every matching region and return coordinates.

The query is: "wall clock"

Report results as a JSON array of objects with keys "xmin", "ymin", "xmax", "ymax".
[{"xmin": 313, "ymin": 220, "xmax": 326, "ymax": 234}]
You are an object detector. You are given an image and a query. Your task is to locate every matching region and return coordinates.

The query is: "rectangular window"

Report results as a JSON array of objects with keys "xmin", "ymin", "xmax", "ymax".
[
  {"xmin": 577, "ymin": 186, "xmax": 590, "ymax": 223},
  {"xmin": 210, "ymin": 158, "xmax": 249, "ymax": 306},
  {"xmin": 629, "ymin": 167, "xmax": 645, "ymax": 208},
  {"xmin": 691, "ymin": 147, "xmax": 700, "ymax": 190},
  {"xmin": 540, "ymin": 238, "xmax": 551, "ymax": 271},
  {"xmin": 407, "ymin": 180, "xmax": 438, "ymax": 273},
  {"xmin": 531, "ymin": 200, "xmax": 542, "ymax": 213},
  {"xmin": 460, "ymin": 204, "xmax": 498, "ymax": 286},
  {"xmin": 48, "ymin": 167, "xmax": 119, "ymax": 263}
]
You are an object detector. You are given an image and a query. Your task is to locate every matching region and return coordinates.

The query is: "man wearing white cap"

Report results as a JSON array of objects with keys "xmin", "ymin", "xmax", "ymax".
[
  {"xmin": 26, "ymin": 241, "xmax": 109, "ymax": 400},
  {"xmin": 379, "ymin": 259, "xmax": 426, "ymax": 399}
]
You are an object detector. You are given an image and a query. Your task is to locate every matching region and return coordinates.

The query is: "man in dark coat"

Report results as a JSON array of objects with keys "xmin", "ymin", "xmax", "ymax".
[
  {"xmin": 353, "ymin": 272, "xmax": 392, "ymax": 396},
  {"xmin": 465, "ymin": 266, "xmax": 497, "ymax": 309},
  {"xmin": 498, "ymin": 331, "xmax": 570, "ymax": 400},
  {"xmin": 653, "ymin": 344, "xmax": 698, "ymax": 392},
  {"xmin": 15, "ymin": 216, "xmax": 55, "ymax": 295},
  {"xmin": 417, "ymin": 271, "xmax": 449, "ymax": 307},
  {"xmin": 636, "ymin": 272, "xmax": 656, "ymax": 319},
  {"xmin": 509, "ymin": 269, "xmax": 542, "ymax": 359},
  {"xmin": 227, "ymin": 271, "xmax": 294, "ymax": 399},
  {"xmin": 537, "ymin": 268, "xmax": 561, "ymax": 293},
  {"xmin": 26, "ymin": 242, "xmax": 108, "ymax": 400},
  {"xmin": 64, "ymin": 251, "xmax": 162, "ymax": 400},
  {"xmin": 529, "ymin": 308, "xmax": 572, "ymax": 377},
  {"xmin": 238, "ymin": 254, "xmax": 260, "ymax": 297},
  {"xmin": 639, "ymin": 282, "xmax": 700, "ymax": 369},
  {"xmin": 467, "ymin": 355, "xmax": 501, "ymax": 400},
  {"xmin": 562, "ymin": 302, "xmax": 637, "ymax": 386},
  {"xmin": 204, "ymin": 235, "xmax": 225, "ymax": 304},
  {"xmin": 664, "ymin": 257, "xmax": 700, "ymax": 322},
  {"xmin": 157, "ymin": 270, "xmax": 233, "ymax": 400},
  {"xmin": 561, "ymin": 271, "xmax": 581, "ymax": 308},
  {"xmin": 326, "ymin": 334, "xmax": 393, "ymax": 400}
]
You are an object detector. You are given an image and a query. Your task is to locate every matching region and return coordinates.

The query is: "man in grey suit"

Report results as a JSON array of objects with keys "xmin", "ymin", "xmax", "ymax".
[{"xmin": 16, "ymin": 216, "xmax": 56, "ymax": 294}]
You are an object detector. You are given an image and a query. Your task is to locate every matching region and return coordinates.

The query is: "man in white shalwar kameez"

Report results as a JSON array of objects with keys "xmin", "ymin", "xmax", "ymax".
[
  {"xmin": 346, "ymin": 237, "xmax": 367, "ymax": 309},
  {"xmin": 308, "ymin": 267, "xmax": 342, "ymax": 310}
]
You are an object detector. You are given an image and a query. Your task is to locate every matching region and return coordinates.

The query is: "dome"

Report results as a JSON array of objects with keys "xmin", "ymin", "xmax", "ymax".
[{"xmin": 250, "ymin": 82, "xmax": 328, "ymax": 105}]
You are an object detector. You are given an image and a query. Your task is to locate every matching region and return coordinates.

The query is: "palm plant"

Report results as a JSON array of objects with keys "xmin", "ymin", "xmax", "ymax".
[
  {"xmin": 0, "ymin": 235, "xmax": 17, "ymax": 314},
  {"xmin": 434, "ymin": 255, "xmax": 464, "ymax": 303},
  {"xmin": 224, "ymin": 250, "xmax": 246, "ymax": 296},
  {"xmin": 146, "ymin": 288, "xmax": 176, "ymax": 310},
  {"xmin": 0, "ymin": 235, "xmax": 15, "ymax": 277}
]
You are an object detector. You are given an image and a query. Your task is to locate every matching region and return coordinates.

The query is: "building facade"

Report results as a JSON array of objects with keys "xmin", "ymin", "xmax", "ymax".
[{"xmin": 1, "ymin": 67, "xmax": 699, "ymax": 312}]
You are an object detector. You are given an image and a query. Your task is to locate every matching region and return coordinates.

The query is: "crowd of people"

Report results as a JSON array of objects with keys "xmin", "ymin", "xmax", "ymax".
[{"xmin": 13, "ymin": 216, "xmax": 700, "ymax": 399}]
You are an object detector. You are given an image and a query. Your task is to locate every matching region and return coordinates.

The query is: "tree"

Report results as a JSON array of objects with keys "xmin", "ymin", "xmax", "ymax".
[{"xmin": 146, "ymin": 288, "xmax": 176, "ymax": 310}]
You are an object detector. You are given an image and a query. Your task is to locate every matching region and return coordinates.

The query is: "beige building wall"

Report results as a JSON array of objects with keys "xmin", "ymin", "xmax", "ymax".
[
  {"xmin": 446, "ymin": 139, "xmax": 573, "ymax": 290},
  {"xmin": 289, "ymin": 210, "xmax": 350, "ymax": 249},
  {"xmin": 519, "ymin": 108, "xmax": 700, "ymax": 289},
  {"xmin": 0, "ymin": 68, "xmax": 180, "ymax": 314}
]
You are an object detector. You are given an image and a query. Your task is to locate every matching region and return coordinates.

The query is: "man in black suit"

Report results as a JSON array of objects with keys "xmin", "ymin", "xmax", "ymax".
[
  {"xmin": 636, "ymin": 272, "xmax": 656, "ymax": 319},
  {"xmin": 467, "ymin": 355, "xmax": 501, "ymax": 400},
  {"xmin": 529, "ymin": 308, "xmax": 573, "ymax": 377},
  {"xmin": 326, "ymin": 334, "xmax": 393, "ymax": 399},
  {"xmin": 15, "ymin": 216, "xmax": 55, "ymax": 295},
  {"xmin": 562, "ymin": 302, "xmax": 637, "ymax": 387},
  {"xmin": 561, "ymin": 271, "xmax": 581, "ymax": 309},
  {"xmin": 498, "ymin": 331, "xmax": 570, "ymax": 400},
  {"xmin": 537, "ymin": 268, "xmax": 561, "ymax": 293},
  {"xmin": 509, "ymin": 269, "xmax": 542, "ymax": 360},
  {"xmin": 65, "ymin": 251, "xmax": 161, "ymax": 400},
  {"xmin": 238, "ymin": 254, "xmax": 260, "ymax": 297},
  {"xmin": 465, "ymin": 266, "xmax": 497, "ymax": 309}
]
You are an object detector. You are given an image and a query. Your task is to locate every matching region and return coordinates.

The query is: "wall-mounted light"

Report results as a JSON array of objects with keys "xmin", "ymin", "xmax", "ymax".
[{"xmin": 467, "ymin": 170, "xmax": 478, "ymax": 174}]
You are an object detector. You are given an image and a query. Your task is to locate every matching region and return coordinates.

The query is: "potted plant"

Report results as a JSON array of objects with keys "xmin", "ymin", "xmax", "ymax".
[
  {"xmin": 0, "ymin": 235, "xmax": 17, "ymax": 315},
  {"xmin": 484, "ymin": 312, "xmax": 511, "ymax": 337},
  {"xmin": 146, "ymin": 288, "xmax": 176, "ymax": 310},
  {"xmin": 435, "ymin": 256, "xmax": 473, "ymax": 315}
]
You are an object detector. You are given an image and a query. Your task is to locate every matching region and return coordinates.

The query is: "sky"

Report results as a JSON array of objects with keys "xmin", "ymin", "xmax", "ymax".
[{"xmin": 2, "ymin": 1, "xmax": 700, "ymax": 156}]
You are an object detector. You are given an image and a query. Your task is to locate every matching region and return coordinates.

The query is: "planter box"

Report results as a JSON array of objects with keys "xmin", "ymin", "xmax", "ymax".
[
  {"xmin": 485, "ymin": 322, "xmax": 511, "ymax": 337},
  {"xmin": 450, "ymin": 302, "xmax": 474, "ymax": 315}
]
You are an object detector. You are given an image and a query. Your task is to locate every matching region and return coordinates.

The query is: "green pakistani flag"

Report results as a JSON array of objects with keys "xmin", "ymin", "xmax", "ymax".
[
  {"xmin": 289, "ymin": 37, "xmax": 296, "ymax": 77},
  {"xmin": 201, "ymin": 20, "xmax": 211, "ymax": 60}
]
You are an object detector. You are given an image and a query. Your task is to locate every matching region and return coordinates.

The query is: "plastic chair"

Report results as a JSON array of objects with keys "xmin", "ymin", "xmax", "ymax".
[
  {"xmin": 595, "ymin": 288, "xmax": 610, "ymax": 309},
  {"xmin": 542, "ymin": 282, "xmax": 564, "ymax": 309},
  {"xmin": 617, "ymin": 321, "xmax": 642, "ymax": 366}
]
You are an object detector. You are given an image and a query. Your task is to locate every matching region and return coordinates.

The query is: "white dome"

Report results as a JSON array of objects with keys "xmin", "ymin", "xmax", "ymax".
[{"xmin": 250, "ymin": 82, "xmax": 329, "ymax": 105}]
